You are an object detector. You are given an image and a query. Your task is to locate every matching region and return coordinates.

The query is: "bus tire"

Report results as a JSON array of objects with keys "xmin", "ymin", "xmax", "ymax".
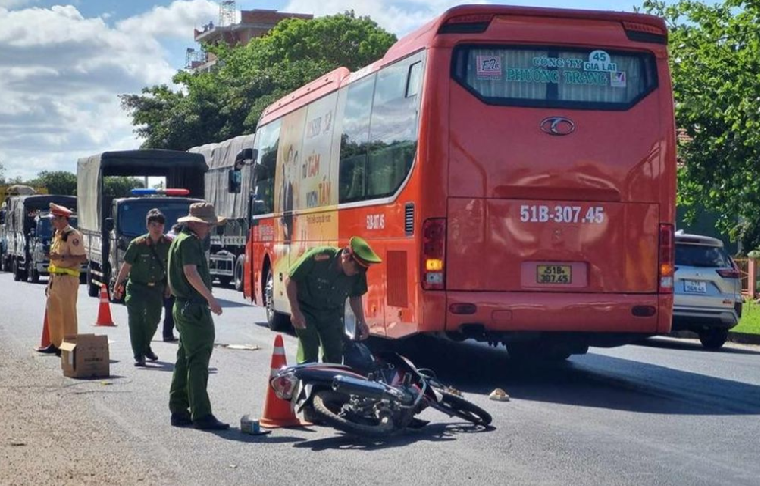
[
  {"xmin": 264, "ymin": 268, "xmax": 290, "ymax": 332},
  {"xmin": 234, "ymin": 255, "xmax": 245, "ymax": 292},
  {"xmin": 29, "ymin": 268, "xmax": 40, "ymax": 284}
]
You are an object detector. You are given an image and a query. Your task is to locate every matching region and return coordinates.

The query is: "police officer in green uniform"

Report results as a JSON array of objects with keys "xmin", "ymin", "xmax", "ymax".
[
  {"xmin": 285, "ymin": 236, "xmax": 382, "ymax": 364},
  {"xmin": 113, "ymin": 209, "xmax": 171, "ymax": 367},
  {"xmin": 167, "ymin": 202, "xmax": 229, "ymax": 430}
]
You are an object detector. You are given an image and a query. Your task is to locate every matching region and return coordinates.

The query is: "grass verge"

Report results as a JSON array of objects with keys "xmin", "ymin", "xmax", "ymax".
[{"xmin": 735, "ymin": 299, "xmax": 760, "ymax": 334}]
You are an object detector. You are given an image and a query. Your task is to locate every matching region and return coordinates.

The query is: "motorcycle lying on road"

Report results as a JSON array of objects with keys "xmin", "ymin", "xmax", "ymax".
[{"xmin": 269, "ymin": 339, "xmax": 492, "ymax": 437}]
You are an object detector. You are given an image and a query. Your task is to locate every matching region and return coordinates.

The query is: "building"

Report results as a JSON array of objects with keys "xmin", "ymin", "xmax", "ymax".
[{"xmin": 186, "ymin": 1, "xmax": 312, "ymax": 73}]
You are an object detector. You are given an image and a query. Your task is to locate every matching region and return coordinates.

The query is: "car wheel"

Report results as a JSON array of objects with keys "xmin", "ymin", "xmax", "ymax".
[{"xmin": 699, "ymin": 329, "xmax": 729, "ymax": 350}]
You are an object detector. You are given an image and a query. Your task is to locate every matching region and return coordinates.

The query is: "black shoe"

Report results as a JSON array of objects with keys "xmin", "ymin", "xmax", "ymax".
[
  {"xmin": 54, "ymin": 348, "xmax": 61, "ymax": 357},
  {"xmin": 171, "ymin": 411, "xmax": 193, "ymax": 427},
  {"xmin": 193, "ymin": 414, "xmax": 230, "ymax": 430},
  {"xmin": 163, "ymin": 335, "xmax": 178, "ymax": 343},
  {"xmin": 38, "ymin": 344, "xmax": 59, "ymax": 354},
  {"xmin": 134, "ymin": 357, "xmax": 146, "ymax": 367},
  {"xmin": 145, "ymin": 349, "xmax": 158, "ymax": 361}
]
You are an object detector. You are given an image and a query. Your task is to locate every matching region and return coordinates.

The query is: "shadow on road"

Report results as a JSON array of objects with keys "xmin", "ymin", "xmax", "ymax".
[
  {"xmin": 217, "ymin": 298, "xmax": 250, "ymax": 309},
  {"xmin": 293, "ymin": 422, "xmax": 493, "ymax": 451},
  {"xmin": 377, "ymin": 336, "xmax": 760, "ymax": 417},
  {"xmin": 637, "ymin": 337, "xmax": 760, "ymax": 356}
]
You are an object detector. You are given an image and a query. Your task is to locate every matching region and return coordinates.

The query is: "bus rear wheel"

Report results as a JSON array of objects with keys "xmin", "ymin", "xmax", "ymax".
[
  {"xmin": 264, "ymin": 268, "xmax": 290, "ymax": 332},
  {"xmin": 234, "ymin": 255, "xmax": 245, "ymax": 292}
]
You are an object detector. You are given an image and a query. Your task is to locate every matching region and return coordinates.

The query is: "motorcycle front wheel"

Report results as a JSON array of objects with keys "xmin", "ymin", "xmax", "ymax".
[
  {"xmin": 312, "ymin": 390, "xmax": 396, "ymax": 438},
  {"xmin": 430, "ymin": 391, "xmax": 492, "ymax": 426}
]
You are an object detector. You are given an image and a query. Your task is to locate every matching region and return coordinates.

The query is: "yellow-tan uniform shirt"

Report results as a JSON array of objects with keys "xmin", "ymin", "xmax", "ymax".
[{"xmin": 46, "ymin": 225, "xmax": 86, "ymax": 347}]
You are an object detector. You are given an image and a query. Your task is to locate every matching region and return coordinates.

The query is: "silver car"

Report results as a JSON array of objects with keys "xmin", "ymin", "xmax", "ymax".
[{"xmin": 672, "ymin": 232, "xmax": 742, "ymax": 350}]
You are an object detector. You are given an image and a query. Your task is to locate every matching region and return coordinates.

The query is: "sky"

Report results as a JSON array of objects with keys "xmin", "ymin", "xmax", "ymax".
[{"xmin": 0, "ymin": 0, "xmax": 672, "ymax": 181}]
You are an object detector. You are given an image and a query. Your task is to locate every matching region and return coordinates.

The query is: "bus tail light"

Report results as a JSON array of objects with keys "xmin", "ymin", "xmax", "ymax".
[
  {"xmin": 658, "ymin": 224, "xmax": 675, "ymax": 293},
  {"xmin": 438, "ymin": 14, "xmax": 493, "ymax": 34},
  {"xmin": 421, "ymin": 218, "xmax": 446, "ymax": 290},
  {"xmin": 622, "ymin": 21, "xmax": 667, "ymax": 44}
]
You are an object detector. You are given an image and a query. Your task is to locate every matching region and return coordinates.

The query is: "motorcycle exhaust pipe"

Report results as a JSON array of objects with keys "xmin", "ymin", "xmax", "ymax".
[{"xmin": 332, "ymin": 375, "xmax": 392, "ymax": 399}]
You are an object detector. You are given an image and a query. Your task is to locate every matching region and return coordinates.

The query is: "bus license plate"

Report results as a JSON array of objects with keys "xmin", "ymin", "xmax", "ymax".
[
  {"xmin": 537, "ymin": 265, "xmax": 572, "ymax": 284},
  {"xmin": 683, "ymin": 280, "xmax": 707, "ymax": 293}
]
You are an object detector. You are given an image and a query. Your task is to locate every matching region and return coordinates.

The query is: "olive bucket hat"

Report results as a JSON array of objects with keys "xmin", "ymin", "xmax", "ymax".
[
  {"xmin": 348, "ymin": 236, "xmax": 382, "ymax": 267},
  {"xmin": 177, "ymin": 202, "xmax": 226, "ymax": 225}
]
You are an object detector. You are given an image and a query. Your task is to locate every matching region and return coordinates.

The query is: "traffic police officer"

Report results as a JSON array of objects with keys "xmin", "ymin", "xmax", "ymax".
[
  {"xmin": 167, "ymin": 202, "xmax": 229, "ymax": 430},
  {"xmin": 113, "ymin": 209, "xmax": 171, "ymax": 366},
  {"xmin": 41, "ymin": 203, "xmax": 87, "ymax": 356},
  {"xmin": 285, "ymin": 236, "xmax": 381, "ymax": 364}
]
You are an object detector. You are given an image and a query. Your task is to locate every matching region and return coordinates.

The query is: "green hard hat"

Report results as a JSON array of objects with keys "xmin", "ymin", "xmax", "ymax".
[{"xmin": 349, "ymin": 236, "xmax": 382, "ymax": 266}]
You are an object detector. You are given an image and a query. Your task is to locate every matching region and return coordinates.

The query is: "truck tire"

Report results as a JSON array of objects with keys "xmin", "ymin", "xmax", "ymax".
[
  {"xmin": 12, "ymin": 258, "xmax": 21, "ymax": 281},
  {"xmin": 87, "ymin": 268, "xmax": 99, "ymax": 297},
  {"xmin": 218, "ymin": 276, "xmax": 232, "ymax": 287},
  {"xmin": 29, "ymin": 267, "xmax": 40, "ymax": 284},
  {"xmin": 234, "ymin": 255, "xmax": 245, "ymax": 292}
]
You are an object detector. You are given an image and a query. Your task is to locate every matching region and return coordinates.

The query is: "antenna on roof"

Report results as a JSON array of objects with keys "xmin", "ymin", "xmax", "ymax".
[{"xmin": 219, "ymin": 0, "xmax": 237, "ymax": 27}]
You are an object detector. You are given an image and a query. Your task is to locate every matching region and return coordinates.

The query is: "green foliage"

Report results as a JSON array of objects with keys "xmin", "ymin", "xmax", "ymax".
[
  {"xmin": 120, "ymin": 12, "xmax": 396, "ymax": 151},
  {"xmin": 103, "ymin": 177, "xmax": 144, "ymax": 198},
  {"xmin": 643, "ymin": 0, "xmax": 760, "ymax": 250},
  {"xmin": 28, "ymin": 171, "xmax": 77, "ymax": 195}
]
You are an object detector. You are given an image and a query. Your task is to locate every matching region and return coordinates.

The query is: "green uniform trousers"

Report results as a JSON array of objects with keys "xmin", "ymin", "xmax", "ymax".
[
  {"xmin": 169, "ymin": 300, "xmax": 215, "ymax": 420},
  {"xmin": 125, "ymin": 283, "xmax": 163, "ymax": 359},
  {"xmin": 295, "ymin": 310, "xmax": 344, "ymax": 364}
]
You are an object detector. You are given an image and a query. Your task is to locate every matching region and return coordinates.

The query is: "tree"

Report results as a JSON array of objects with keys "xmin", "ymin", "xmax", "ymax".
[
  {"xmin": 643, "ymin": 0, "xmax": 760, "ymax": 249},
  {"xmin": 121, "ymin": 12, "xmax": 396, "ymax": 151},
  {"xmin": 0, "ymin": 162, "xmax": 5, "ymax": 185},
  {"xmin": 28, "ymin": 171, "xmax": 77, "ymax": 195},
  {"xmin": 104, "ymin": 177, "xmax": 144, "ymax": 197}
]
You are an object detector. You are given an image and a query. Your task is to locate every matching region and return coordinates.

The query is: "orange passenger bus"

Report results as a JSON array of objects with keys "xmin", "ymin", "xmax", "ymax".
[{"xmin": 243, "ymin": 4, "xmax": 676, "ymax": 360}]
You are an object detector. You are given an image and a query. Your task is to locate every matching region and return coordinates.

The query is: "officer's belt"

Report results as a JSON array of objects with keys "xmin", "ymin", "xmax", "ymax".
[
  {"xmin": 175, "ymin": 296, "xmax": 207, "ymax": 305},
  {"xmin": 48, "ymin": 264, "xmax": 80, "ymax": 277},
  {"xmin": 129, "ymin": 281, "xmax": 160, "ymax": 288}
]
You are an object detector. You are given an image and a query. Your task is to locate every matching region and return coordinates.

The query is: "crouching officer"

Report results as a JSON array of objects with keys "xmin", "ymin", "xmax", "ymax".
[
  {"xmin": 168, "ymin": 203, "xmax": 228, "ymax": 430},
  {"xmin": 285, "ymin": 236, "xmax": 382, "ymax": 365},
  {"xmin": 113, "ymin": 209, "xmax": 171, "ymax": 366},
  {"xmin": 41, "ymin": 203, "xmax": 87, "ymax": 356}
]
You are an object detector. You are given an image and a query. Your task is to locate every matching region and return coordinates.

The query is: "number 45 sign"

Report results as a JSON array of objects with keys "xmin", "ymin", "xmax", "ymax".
[{"xmin": 584, "ymin": 50, "xmax": 617, "ymax": 73}]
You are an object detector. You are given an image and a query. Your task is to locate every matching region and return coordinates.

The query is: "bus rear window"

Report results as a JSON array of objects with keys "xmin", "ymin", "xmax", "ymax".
[{"xmin": 452, "ymin": 45, "xmax": 658, "ymax": 110}]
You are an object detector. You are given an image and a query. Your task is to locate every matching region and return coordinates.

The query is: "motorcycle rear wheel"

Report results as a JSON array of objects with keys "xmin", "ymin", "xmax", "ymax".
[
  {"xmin": 431, "ymin": 391, "xmax": 492, "ymax": 426},
  {"xmin": 312, "ymin": 390, "xmax": 396, "ymax": 438}
]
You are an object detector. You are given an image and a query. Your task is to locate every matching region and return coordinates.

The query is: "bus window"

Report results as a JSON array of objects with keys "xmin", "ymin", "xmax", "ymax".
[
  {"xmin": 367, "ymin": 57, "xmax": 422, "ymax": 199},
  {"xmin": 339, "ymin": 75, "xmax": 375, "ymax": 203},
  {"xmin": 252, "ymin": 120, "xmax": 280, "ymax": 215},
  {"xmin": 452, "ymin": 46, "xmax": 658, "ymax": 110}
]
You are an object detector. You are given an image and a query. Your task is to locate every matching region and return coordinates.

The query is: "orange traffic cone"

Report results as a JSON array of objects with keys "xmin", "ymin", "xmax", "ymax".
[
  {"xmin": 35, "ymin": 308, "xmax": 51, "ymax": 351},
  {"xmin": 260, "ymin": 334, "xmax": 305, "ymax": 428},
  {"xmin": 94, "ymin": 284, "xmax": 116, "ymax": 327}
]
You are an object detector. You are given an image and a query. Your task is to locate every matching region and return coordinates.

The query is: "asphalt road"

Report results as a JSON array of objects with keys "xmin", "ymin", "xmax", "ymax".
[{"xmin": 1, "ymin": 272, "xmax": 759, "ymax": 486}]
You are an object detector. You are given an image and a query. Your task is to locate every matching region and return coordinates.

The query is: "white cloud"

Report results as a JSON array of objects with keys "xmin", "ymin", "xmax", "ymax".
[
  {"xmin": 117, "ymin": 0, "xmax": 217, "ymax": 39},
  {"xmin": 284, "ymin": 0, "xmax": 490, "ymax": 37},
  {"xmin": 0, "ymin": 0, "xmax": 36, "ymax": 9},
  {"xmin": 0, "ymin": 1, "xmax": 217, "ymax": 180}
]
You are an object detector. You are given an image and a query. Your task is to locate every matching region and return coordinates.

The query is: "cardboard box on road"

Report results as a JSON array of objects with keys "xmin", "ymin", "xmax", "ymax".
[{"xmin": 60, "ymin": 334, "xmax": 109, "ymax": 378}]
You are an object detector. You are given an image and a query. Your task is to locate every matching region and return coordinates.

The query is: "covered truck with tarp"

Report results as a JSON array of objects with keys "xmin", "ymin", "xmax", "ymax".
[
  {"xmin": 2, "ymin": 194, "xmax": 79, "ymax": 283},
  {"xmin": 77, "ymin": 149, "xmax": 207, "ymax": 298},
  {"xmin": 190, "ymin": 134, "xmax": 255, "ymax": 290}
]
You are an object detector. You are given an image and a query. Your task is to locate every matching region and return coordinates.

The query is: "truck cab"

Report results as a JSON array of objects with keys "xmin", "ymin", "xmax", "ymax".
[
  {"xmin": 86, "ymin": 190, "xmax": 202, "ymax": 298},
  {"xmin": 28, "ymin": 212, "xmax": 88, "ymax": 283}
]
